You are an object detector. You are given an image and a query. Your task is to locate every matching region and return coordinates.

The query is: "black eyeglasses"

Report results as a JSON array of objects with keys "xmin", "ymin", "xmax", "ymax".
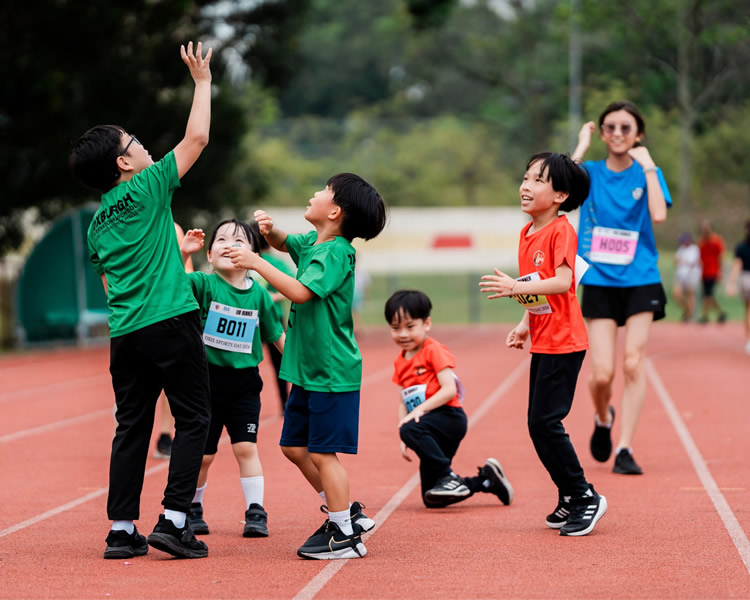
[{"xmin": 119, "ymin": 134, "xmax": 140, "ymax": 156}]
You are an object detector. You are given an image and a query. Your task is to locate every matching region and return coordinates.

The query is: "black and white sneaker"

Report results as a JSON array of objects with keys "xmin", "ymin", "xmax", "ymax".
[
  {"xmin": 187, "ymin": 502, "xmax": 209, "ymax": 535},
  {"xmin": 478, "ymin": 458, "xmax": 514, "ymax": 505},
  {"xmin": 103, "ymin": 527, "xmax": 149, "ymax": 559},
  {"xmin": 424, "ymin": 474, "xmax": 470, "ymax": 504},
  {"xmin": 320, "ymin": 501, "xmax": 376, "ymax": 532},
  {"xmin": 545, "ymin": 497, "xmax": 571, "ymax": 529},
  {"xmin": 147, "ymin": 515, "xmax": 208, "ymax": 558},
  {"xmin": 297, "ymin": 521, "xmax": 367, "ymax": 560},
  {"xmin": 590, "ymin": 406, "xmax": 615, "ymax": 462},
  {"xmin": 612, "ymin": 448, "xmax": 643, "ymax": 475},
  {"xmin": 243, "ymin": 503, "xmax": 269, "ymax": 537},
  {"xmin": 559, "ymin": 486, "xmax": 607, "ymax": 537}
]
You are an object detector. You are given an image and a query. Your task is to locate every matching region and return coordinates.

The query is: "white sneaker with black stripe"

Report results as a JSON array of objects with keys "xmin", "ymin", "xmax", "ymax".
[{"xmin": 559, "ymin": 485, "xmax": 607, "ymax": 537}]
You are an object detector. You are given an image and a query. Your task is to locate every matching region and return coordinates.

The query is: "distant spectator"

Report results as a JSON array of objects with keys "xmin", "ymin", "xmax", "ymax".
[
  {"xmin": 698, "ymin": 221, "xmax": 727, "ymax": 324},
  {"xmin": 673, "ymin": 232, "xmax": 701, "ymax": 322},
  {"xmin": 726, "ymin": 219, "xmax": 750, "ymax": 354}
]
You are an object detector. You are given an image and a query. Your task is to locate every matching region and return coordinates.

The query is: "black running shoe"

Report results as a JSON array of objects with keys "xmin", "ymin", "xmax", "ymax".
[
  {"xmin": 187, "ymin": 502, "xmax": 209, "ymax": 535},
  {"xmin": 478, "ymin": 458, "xmax": 514, "ymax": 505},
  {"xmin": 320, "ymin": 501, "xmax": 376, "ymax": 532},
  {"xmin": 424, "ymin": 474, "xmax": 470, "ymax": 504},
  {"xmin": 559, "ymin": 485, "xmax": 607, "ymax": 537},
  {"xmin": 590, "ymin": 406, "xmax": 615, "ymax": 462},
  {"xmin": 153, "ymin": 434, "xmax": 172, "ymax": 459},
  {"xmin": 103, "ymin": 527, "xmax": 148, "ymax": 559},
  {"xmin": 243, "ymin": 503, "xmax": 269, "ymax": 538},
  {"xmin": 545, "ymin": 497, "xmax": 571, "ymax": 529},
  {"xmin": 612, "ymin": 448, "xmax": 643, "ymax": 475},
  {"xmin": 147, "ymin": 515, "xmax": 208, "ymax": 558},
  {"xmin": 297, "ymin": 520, "xmax": 367, "ymax": 560}
]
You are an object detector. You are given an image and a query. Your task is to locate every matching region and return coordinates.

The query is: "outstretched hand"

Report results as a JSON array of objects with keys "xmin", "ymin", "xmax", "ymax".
[
  {"xmin": 253, "ymin": 210, "xmax": 274, "ymax": 236},
  {"xmin": 181, "ymin": 229, "xmax": 205, "ymax": 255},
  {"xmin": 479, "ymin": 268, "xmax": 517, "ymax": 299},
  {"xmin": 181, "ymin": 41, "xmax": 212, "ymax": 84}
]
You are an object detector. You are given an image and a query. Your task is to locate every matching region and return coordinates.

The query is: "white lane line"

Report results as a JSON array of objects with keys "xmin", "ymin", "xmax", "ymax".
[
  {"xmin": 0, "ymin": 415, "xmax": 281, "ymax": 539},
  {"xmin": 0, "ymin": 409, "xmax": 113, "ymax": 444},
  {"xmin": 646, "ymin": 359, "xmax": 750, "ymax": 574},
  {"xmin": 293, "ymin": 357, "xmax": 529, "ymax": 600}
]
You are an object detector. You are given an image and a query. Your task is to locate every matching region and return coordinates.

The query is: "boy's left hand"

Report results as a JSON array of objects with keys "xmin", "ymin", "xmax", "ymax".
[
  {"xmin": 480, "ymin": 268, "xmax": 517, "ymax": 299},
  {"xmin": 227, "ymin": 244, "xmax": 259, "ymax": 270},
  {"xmin": 400, "ymin": 441, "xmax": 412, "ymax": 462}
]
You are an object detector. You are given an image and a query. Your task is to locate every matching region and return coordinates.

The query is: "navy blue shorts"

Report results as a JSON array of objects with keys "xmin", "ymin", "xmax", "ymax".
[{"xmin": 279, "ymin": 385, "xmax": 360, "ymax": 454}]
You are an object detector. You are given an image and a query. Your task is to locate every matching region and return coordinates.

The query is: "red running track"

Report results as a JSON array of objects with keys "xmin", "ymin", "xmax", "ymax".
[{"xmin": 0, "ymin": 323, "xmax": 749, "ymax": 599}]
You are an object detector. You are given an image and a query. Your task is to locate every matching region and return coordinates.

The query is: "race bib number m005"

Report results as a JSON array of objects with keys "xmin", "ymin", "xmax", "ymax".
[
  {"xmin": 203, "ymin": 302, "xmax": 258, "ymax": 354},
  {"xmin": 590, "ymin": 226, "xmax": 639, "ymax": 265}
]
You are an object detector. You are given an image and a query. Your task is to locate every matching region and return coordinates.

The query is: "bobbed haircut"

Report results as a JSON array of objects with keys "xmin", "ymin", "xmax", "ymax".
[
  {"xmin": 69, "ymin": 125, "xmax": 125, "ymax": 192},
  {"xmin": 598, "ymin": 100, "xmax": 646, "ymax": 139},
  {"xmin": 207, "ymin": 218, "xmax": 258, "ymax": 254},
  {"xmin": 249, "ymin": 221, "xmax": 270, "ymax": 251},
  {"xmin": 526, "ymin": 152, "xmax": 590, "ymax": 213},
  {"xmin": 384, "ymin": 289, "xmax": 432, "ymax": 323},
  {"xmin": 327, "ymin": 173, "xmax": 387, "ymax": 241}
]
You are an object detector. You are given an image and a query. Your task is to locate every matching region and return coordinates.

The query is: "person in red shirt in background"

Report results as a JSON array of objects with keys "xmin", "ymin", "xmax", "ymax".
[
  {"xmin": 481, "ymin": 152, "xmax": 607, "ymax": 537},
  {"xmin": 698, "ymin": 220, "xmax": 728, "ymax": 324}
]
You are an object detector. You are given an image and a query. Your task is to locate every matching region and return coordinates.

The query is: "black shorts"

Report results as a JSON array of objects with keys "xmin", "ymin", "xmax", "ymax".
[
  {"xmin": 702, "ymin": 277, "xmax": 717, "ymax": 298},
  {"xmin": 204, "ymin": 364, "xmax": 263, "ymax": 454},
  {"xmin": 581, "ymin": 283, "xmax": 667, "ymax": 327}
]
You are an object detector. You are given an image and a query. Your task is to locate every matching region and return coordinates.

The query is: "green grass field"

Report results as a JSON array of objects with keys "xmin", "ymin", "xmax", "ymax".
[{"xmin": 358, "ymin": 252, "xmax": 745, "ymax": 326}]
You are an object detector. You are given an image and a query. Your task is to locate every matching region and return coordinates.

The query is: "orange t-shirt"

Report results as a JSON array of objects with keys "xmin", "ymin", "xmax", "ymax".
[
  {"xmin": 392, "ymin": 336, "xmax": 462, "ymax": 408},
  {"xmin": 699, "ymin": 234, "xmax": 725, "ymax": 279},
  {"xmin": 517, "ymin": 215, "xmax": 588, "ymax": 354}
]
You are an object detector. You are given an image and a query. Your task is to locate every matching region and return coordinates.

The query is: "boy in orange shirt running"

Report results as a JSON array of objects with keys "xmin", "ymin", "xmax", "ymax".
[{"xmin": 480, "ymin": 152, "xmax": 607, "ymax": 536}]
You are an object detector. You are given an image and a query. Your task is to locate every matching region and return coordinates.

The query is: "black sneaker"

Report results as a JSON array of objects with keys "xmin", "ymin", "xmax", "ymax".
[
  {"xmin": 153, "ymin": 434, "xmax": 172, "ymax": 459},
  {"xmin": 478, "ymin": 458, "xmax": 514, "ymax": 505},
  {"xmin": 320, "ymin": 501, "xmax": 376, "ymax": 532},
  {"xmin": 103, "ymin": 526, "xmax": 148, "ymax": 559},
  {"xmin": 590, "ymin": 406, "xmax": 615, "ymax": 462},
  {"xmin": 545, "ymin": 497, "xmax": 571, "ymax": 529},
  {"xmin": 424, "ymin": 474, "xmax": 470, "ymax": 504},
  {"xmin": 613, "ymin": 448, "xmax": 643, "ymax": 475},
  {"xmin": 297, "ymin": 520, "xmax": 366, "ymax": 560},
  {"xmin": 188, "ymin": 502, "xmax": 209, "ymax": 535},
  {"xmin": 147, "ymin": 515, "xmax": 208, "ymax": 558},
  {"xmin": 243, "ymin": 503, "xmax": 269, "ymax": 537},
  {"xmin": 559, "ymin": 485, "xmax": 607, "ymax": 537}
]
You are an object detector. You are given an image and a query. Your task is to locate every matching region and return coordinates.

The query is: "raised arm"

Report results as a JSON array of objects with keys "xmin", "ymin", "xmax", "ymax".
[
  {"xmin": 173, "ymin": 41, "xmax": 212, "ymax": 179},
  {"xmin": 629, "ymin": 147, "xmax": 667, "ymax": 224},
  {"xmin": 572, "ymin": 121, "xmax": 596, "ymax": 162},
  {"xmin": 254, "ymin": 210, "xmax": 288, "ymax": 253}
]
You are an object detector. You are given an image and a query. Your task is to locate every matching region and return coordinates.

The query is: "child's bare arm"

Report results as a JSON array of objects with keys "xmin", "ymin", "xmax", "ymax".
[
  {"xmin": 173, "ymin": 42, "xmax": 212, "ymax": 179},
  {"xmin": 480, "ymin": 264, "xmax": 573, "ymax": 299},
  {"xmin": 254, "ymin": 210, "xmax": 288, "ymax": 253},
  {"xmin": 227, "ymin": 246, "xmax": 315, "ymax": 304},
  {"xmin": 272, "ymin": 331, "xmax": 285, "ymax": 353}
]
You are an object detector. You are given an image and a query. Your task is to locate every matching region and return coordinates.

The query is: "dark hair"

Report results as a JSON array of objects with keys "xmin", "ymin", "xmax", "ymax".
[
  {"xmin": 525, "ymin": 152, "xmax": 590, "ymax": 212},
  {"xmin": 208, "ymin": 219, "xmax": 257, "ymax": 253},
  {"xmin": 384, "ymin": 289, "xmax": 432, "ymax": 323},
  {"xmin": 598, "ymin": 101, "xmax": 646, "ymax": 146},
  {"xmin": 326, "ymin": 173, "xmax": 388, "ymax": 241},
  {"xmin": 250, "ymin": 221, "xmax": 269, "ymax": 251},
  {"xmin": 69, "ymin": 125, "xmax": 126, "ymax": 192},
  {"xmin": 744, "ymin": 219, "xmax": 750, "ymax": 245}
]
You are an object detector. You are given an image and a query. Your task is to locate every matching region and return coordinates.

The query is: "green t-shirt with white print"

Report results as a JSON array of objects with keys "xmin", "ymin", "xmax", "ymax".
[{"xmin": 281, "ymin": 231, "xmax": 361, "ymax": 392}]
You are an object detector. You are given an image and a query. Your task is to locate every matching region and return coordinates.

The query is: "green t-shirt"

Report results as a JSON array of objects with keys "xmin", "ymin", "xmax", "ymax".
[
  {"xmin": 260, "ymin": 252, "xmax": 295, "ymax": 322},
  {"xmin": 281, "ymin": 231, "xmax": 361, "ymax": 392},
  {"xmin": 87, "ymin": 151, "xmax": 198, "ymax": 337},
  {"xmin": 188, "ymin": 272, "xmax": 283, "ymax": 369}
]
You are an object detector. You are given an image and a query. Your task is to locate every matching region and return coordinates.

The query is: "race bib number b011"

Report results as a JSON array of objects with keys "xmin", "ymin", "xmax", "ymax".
[
  {"xmin": 590, "ymin": 226, "xmax": 639, "ymax": 265},
  {"xmin": 203, "ymin": 302, "xmax": 258, "ymax": 354}
]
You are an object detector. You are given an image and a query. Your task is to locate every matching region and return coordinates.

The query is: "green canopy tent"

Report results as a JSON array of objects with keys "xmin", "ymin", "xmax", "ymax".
[{"xmin": 16, "ymin": 204, "xmax": 108, "ymax": 344}]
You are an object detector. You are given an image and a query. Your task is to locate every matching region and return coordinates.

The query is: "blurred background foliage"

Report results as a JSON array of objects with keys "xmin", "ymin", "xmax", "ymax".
[{"xmin": 2, "ymin": 0, "xmax": 750, "ymax": 255}]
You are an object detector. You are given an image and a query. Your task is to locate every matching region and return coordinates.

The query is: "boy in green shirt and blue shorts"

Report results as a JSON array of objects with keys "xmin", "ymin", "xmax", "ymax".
[
  {"xmin": 228, "ymin": 173, "xmax": 387, "ymax": 559},
  {"xmin": 69, "ymin": 42, "xmax": 213, "ymax": 560}
]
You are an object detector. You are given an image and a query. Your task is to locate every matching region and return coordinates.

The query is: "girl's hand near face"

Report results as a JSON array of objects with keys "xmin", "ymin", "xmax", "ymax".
[
  {"xmin": 227, "ymin": 244, "xmax": 259, "ymax": 270},
  {"xmin": 628, "ymin": 146, "xmax": 656, "ymax": 170}
]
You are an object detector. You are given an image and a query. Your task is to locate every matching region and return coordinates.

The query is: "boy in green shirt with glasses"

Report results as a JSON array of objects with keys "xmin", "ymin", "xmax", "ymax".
[
  {"xmin": 69, "ymin": 42, "xmax": 212, "ymax": 560},
  {"xmin": 228, "ymin": 173, "xmax": 387, "ymax": 559}
]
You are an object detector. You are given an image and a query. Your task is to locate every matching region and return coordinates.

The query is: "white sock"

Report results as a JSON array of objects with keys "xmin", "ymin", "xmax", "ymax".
[
  {"xmin": 319, "ymin": 490, "xmax": 327, "ymax": 505},
  {"xmin": 595, "ymin": 413, "xmax": 613, "ymax": 427},
  {"xmin": 164, "ymin": 509, "xmax": 186, "ymax": 529},
  {"xmin": 111, "ymin": 520, "xmax": 134, "ymax": 534},
  {"xmin": 615, "ymin": 446, "xmax": 632, "ymax": 455},
  {"xmin": 328, "ymin": 508, "xmax": 353, "ymax": 535},
  {"xmin": 240, "ymin": 476, "xmax": 264, "ymax": 508},
  {"xmin": 192, "ymin": 483, "xmax": 206, "ymax": 505}
]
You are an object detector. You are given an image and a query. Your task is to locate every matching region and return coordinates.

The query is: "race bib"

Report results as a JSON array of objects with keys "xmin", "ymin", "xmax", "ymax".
[
  {"xmin": 203, "ymin": 302, "xmax": 258, "ymax": 354},
  {"xmin": 513, "ymin": 272, "xmax": 552, "ymax": 315},
  {"xmin": 590, "ymin": 226, "xmax": 639, "ymax": 265},
  {"xmin": 401, "ymin": 384, "xmax": 427, "ymax": 412}
]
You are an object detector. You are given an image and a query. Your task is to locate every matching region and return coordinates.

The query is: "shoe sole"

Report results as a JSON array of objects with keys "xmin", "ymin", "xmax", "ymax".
[
  {"xmin": 485, "ymin": 458, "xmax": 514, "ymax": 505},
  {"xmin": 147, "ymin": 533, "xmax": 208, "ymax": 558},
  {"xmin": 559, "ymin": 495, "xmax": 608, "ymax": 537},
  {"xmin": 297, "ymin": 543, "xmax": 367, "ymax": 560},
  {"xmin": 153, "ymin": 450, "xmax": 170, "ymax": 459},
  {"xmin": 189, "ymin": 523, "xmax": 210, "ymax": 535},
  {"xmin": 243, "ymin": 527, "xmax": 269, "ymax": 538},
  {"xmin": 545, "ymin": 520, "xmax": 566, "ymax": 529},
  {"xmin": 612, "ymin": 465, "xmax": 643, "ymax": 475},
  {"xmin": 424, "ymin": 485, "xmax": 471, "ymax": 501},
  {"xmin": 103, "ymin": 545, "xmax": 148, "ymax": 559}
]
